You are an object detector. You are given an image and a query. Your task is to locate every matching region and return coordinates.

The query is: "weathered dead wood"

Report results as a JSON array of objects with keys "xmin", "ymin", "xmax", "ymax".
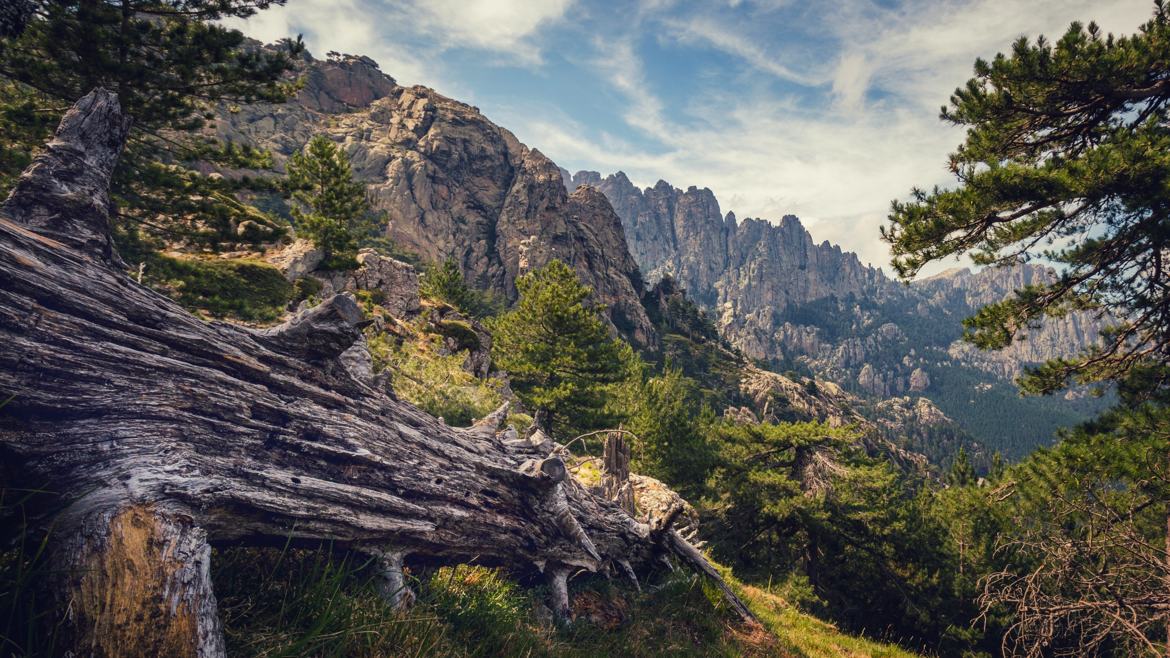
[
  {"xmin": 0, "ymin": 89, "xmax": 756, "ymax": 655},
  {"xmin": 53, "ymin": 502, "xmax": 225, "ymax": 657},
  {"xmin": 601, "ymin": 429, "xmax": 635, "ymax": 516},
  {"xmin": 371, "ymin": 549, "xmax": 414, "ymax": 610},
  {"xmin": 546, "ymin": 563, "xmax": 573, "ymax": 623},
  {"xmin": 666, "ymin": 530, "xmax": 758, "ymax": 623}
]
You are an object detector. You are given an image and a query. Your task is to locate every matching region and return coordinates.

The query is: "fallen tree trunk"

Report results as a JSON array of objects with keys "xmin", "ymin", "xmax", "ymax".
[{"xmin": 0, "ymin": 89, "xmax": 753, "ymax": 656}]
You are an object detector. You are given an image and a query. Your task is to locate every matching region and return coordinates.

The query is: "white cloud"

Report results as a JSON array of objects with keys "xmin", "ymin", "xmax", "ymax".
[
  {"xmin": 530, "ymin": 0, "xmax": 1156, "ymax": 275},
  {"xmin": 831, "ymin": 52, "xmax": 873, "ymax": 114},
  {"xmin": 665, "ymin": 16, "xmax": 827, "ymax": 87},
  {"xmin": 220, "ymin": 0, "xmax": 434, "ymax": 86},
  {"xmin": 411, "ymin": 0, "xmax": 574, "ymax": 65},
  {"xmin": 222, "ymin": 0, "xmax": 574, "ymax": 91}
]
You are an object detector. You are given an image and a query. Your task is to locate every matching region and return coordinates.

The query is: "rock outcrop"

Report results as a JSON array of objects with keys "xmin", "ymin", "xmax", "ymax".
[
  {"xmin": 317, "ymin": 249, "xmax": 421, "ymax": 319},
  {"xmin": 914, "ymin": 265, "xmax": 1106, "ymax": 381},
  {"xmin": 217, "ymin": 51, "xmax": 655, "ymax": 347},
  {"xmin": 265, "ymin": 238, "xmax": 324, "ymax": 280}
]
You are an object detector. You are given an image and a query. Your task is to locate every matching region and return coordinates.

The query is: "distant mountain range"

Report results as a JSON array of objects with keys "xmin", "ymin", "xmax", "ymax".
[
  {"xmin": 216, "ymin": 47, "xmax": 1110, "ymax": 463},
  {"xmin": 565, "ymin": 170, "xmax": 1110, "ymax": 458}
]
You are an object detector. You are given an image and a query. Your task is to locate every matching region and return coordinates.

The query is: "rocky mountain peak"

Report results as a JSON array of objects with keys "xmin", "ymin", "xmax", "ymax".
[
  {"xmin": 592, "ymin": 172, "xmax": 1109, "ymax": 455},
  {"xmin": 216, "ymin": 51, "xmax": 655, "ymax": 346},
  {"xmin": 297, "ymin": 52, "xmax": 397, "ymax": 113}
]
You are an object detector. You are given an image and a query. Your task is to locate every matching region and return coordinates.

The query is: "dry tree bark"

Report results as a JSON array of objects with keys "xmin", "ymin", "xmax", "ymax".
[{"xmin": 0, "ymin": 89, "xmax": 754, "ymax": 657}]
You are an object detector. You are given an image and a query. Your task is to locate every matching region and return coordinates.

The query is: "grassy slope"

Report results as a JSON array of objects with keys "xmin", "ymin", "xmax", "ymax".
[{"xmin": 210, "ymin": 545, "xmax": 918, "ymax": 658}]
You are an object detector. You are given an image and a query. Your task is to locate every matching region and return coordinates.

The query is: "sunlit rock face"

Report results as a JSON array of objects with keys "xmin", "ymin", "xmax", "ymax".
[
  {"xmin": 580, "ymin": 170, "xmax": 1109, "ymax": 451},
  {"xmin": 216, "ymin": 50, "xmax": 655, "ymax": 346}
]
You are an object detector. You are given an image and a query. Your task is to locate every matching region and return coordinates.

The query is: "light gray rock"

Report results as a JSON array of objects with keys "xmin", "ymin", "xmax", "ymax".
[
  {"xmin": 319, "ymin": 249, "xmax": 421, "ymax": 318},
  {"xmin": 266, "ymin": 239, "xmax": 323, "ymax": 281}
]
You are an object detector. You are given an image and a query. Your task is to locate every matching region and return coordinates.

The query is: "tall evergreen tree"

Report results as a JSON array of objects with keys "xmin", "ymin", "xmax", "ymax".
[
  {"xmin": 488, "ymin": 260, "xmax": 624, "ymax": 436},
  {"xmin": 621, "ymin": 366, "xmax": 715, "ymax": 497},
  {"xmin": 285, "ymin": 135, "xmax": 371, "ymax": 269},
  {"xmin": 0, "ymin": 0, "xmax": 300, "ymax": 249},
  {"xmin": 947, "ymin": 446, "xmax": 977, "ymax": 487},
  {"xmin": 883, "ymin": 2, "xmax": 1170, "ymax": 395},
  {"xmin": 884, "ymin": 5, "xmax": 1170, "ymax": 654}
]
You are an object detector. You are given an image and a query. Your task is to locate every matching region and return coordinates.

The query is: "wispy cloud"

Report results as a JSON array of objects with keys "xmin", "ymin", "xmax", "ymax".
[
  {"xmin": 225, "ymin": 0, "xmax": 1158, "ymax": 274},
  {"xmin": 220, "ymin": 0, "xmax": 434, "ymax": 85},
  {"xmin": 222, "ymin": 0, "xmax": 575, "ymax": 90},
  {"xmin": 542, "ymin": 0, "xmax": 1156, "ymax": 272},
  {"xmin": 407, "ymin": 0, "xmax": 574, "ymax": 66},
  {"xmin": 664, "ymin": 15, "xmax": 827, "ymax": 87}
]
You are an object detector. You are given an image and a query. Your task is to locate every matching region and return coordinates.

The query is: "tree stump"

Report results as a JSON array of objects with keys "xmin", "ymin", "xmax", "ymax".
[{"xmin": 601, "ymin": 429, "xmax": 636, "ymax": 516}]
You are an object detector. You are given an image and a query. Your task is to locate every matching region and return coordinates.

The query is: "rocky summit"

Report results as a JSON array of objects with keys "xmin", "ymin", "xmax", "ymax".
[{"xmin": 216, "ymin": 51, "xmax": 656, "ymax": 347}]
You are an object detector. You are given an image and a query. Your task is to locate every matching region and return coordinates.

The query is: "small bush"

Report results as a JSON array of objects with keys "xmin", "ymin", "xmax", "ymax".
[
  {"xmin": 435, "ymin": 319, "xmax": 480, "ymax": 351},
  {"xmin": 420, "ymin": 258, "xmax": 502, "ymax": 318},
  {"xmin": 367, "ymin": 329, "xmax": 504, "ymax": 427},
  {"xmin": 291, "ymin": 276, "xmax": 323, "ymax": 306},
  {"xmin": 146, "ymin": 255, "xmax": 293, "ymax": 323}
]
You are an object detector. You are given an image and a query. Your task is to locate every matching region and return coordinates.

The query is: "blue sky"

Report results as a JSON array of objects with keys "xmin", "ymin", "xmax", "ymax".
[{"xmin": 226, "ymin": 0, "xmax": 1155, "ymax": 272}]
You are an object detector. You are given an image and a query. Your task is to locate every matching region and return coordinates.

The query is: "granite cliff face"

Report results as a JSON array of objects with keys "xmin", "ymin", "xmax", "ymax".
[
  {"xmin": 574, "ymin": 170, "xmax": 1104, "ymax": 388},
  {"xmin": 217, "ymin": 52, "xmax": 655, "ymax": 346},
  {"xmin": 913, "ymin": 265, "xmax": 1105, "ymax": 382},
  {"xmin": 572, "ymin": 171, "xmax": 1110, "ymax": 455},
  {"xmin": 593, "ymin": 172, "xmax": 885, "ymax": 312}
]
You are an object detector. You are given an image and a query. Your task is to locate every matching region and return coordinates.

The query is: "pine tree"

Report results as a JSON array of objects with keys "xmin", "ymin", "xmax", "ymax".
[
  {"xmin": 947, "ymin": 446, "xmax": 977, "ymax": 487},
  {"xmin": 883, "ymin": 2, "xmax": 1170, "ymax": 394},
  {"xmin": 981, "ymin": 402, "xmax": 1170, "ymax": 655},
  {"xmin": 285, "ymin": 135, "xmax": 371, "ymax": 270},
  {"xmin": 488, "ymin": 260, "xmax": 624, "ymax": 436},
  {"xmin": 420, "ymin": 259, "xmax": 467, "ymax": 306},
  {"xmin": 0, "ymin": 0, "xmax": 300, "ymax": 250},
  {"xmin": 419, "ymin": 257, "xmax": 499, "ymax": 318},
  {"xmin": 622, "ymin": 366, "xmax": 714, "ymax": 497}
]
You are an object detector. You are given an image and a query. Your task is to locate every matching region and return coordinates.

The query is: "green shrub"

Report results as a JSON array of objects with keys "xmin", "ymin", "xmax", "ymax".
[
  {"xmin": 367, "ymin": 330, "xmax": 504, "ymax": 427},
  {"xmin": 434, "ymin": 319, "xmax": 480, "ymax": 351},
  {"xmin": 419, "ymin": 258, "xmax": 502, "ymax": 318},
  {"xmin": 291, "ymin": 276, "xmax": 323, "ymax": 306},
  {"xmin": 146, "ymin": 255, "xmax": 293, "ymax": 323}
]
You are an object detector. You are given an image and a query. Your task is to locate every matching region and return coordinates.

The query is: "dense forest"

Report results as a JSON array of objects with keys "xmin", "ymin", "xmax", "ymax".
[{"xmin": 1, "ymin": 1, "xmax": 1169, "ymax": 657}]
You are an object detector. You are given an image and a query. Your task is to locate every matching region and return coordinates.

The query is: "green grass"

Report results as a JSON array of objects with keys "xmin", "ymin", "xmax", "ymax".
[
  {"xmin": 210, "ymin": 542, "xmax": 922, "ymax": 658},
  {"xmin": 0, "ymin": 518, "xmax": 921, "ymax": 658},
  {"xmin": 729, "ymin": 577, "xmax": 921, "ymax": 658},
  {"xmin": 145, "ymin": 254, "xmax": 293, "ymax": 323}
]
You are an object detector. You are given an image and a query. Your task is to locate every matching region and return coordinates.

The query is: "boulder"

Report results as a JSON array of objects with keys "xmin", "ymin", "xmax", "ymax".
[
  {"xmin": 908, "ymin": 367, "xmax": 931, "ymax": 392},
  {"xmin": 630, "ymin": 474, "xmax": 700, "ymax": 531},
  {"xmin": 319, "ymin": 249, "xmax": 421, "ymax": 318},
  {"xmin": 266, "ymin": 238, "xmax": 323, "ymax": 280}
]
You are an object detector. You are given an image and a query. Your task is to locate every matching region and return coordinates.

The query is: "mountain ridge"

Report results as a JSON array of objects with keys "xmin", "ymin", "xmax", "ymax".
[
  {"xmin": 216, "ymin": 48, "xmax": 1102, "ymax": 461},
  {"xmin": 565, "ymin": 169, "xmax": 1110, "ymax": 457},
  {"xmin": 215, "ymin": 50, "xmax": 657, "ymax": 347}
]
